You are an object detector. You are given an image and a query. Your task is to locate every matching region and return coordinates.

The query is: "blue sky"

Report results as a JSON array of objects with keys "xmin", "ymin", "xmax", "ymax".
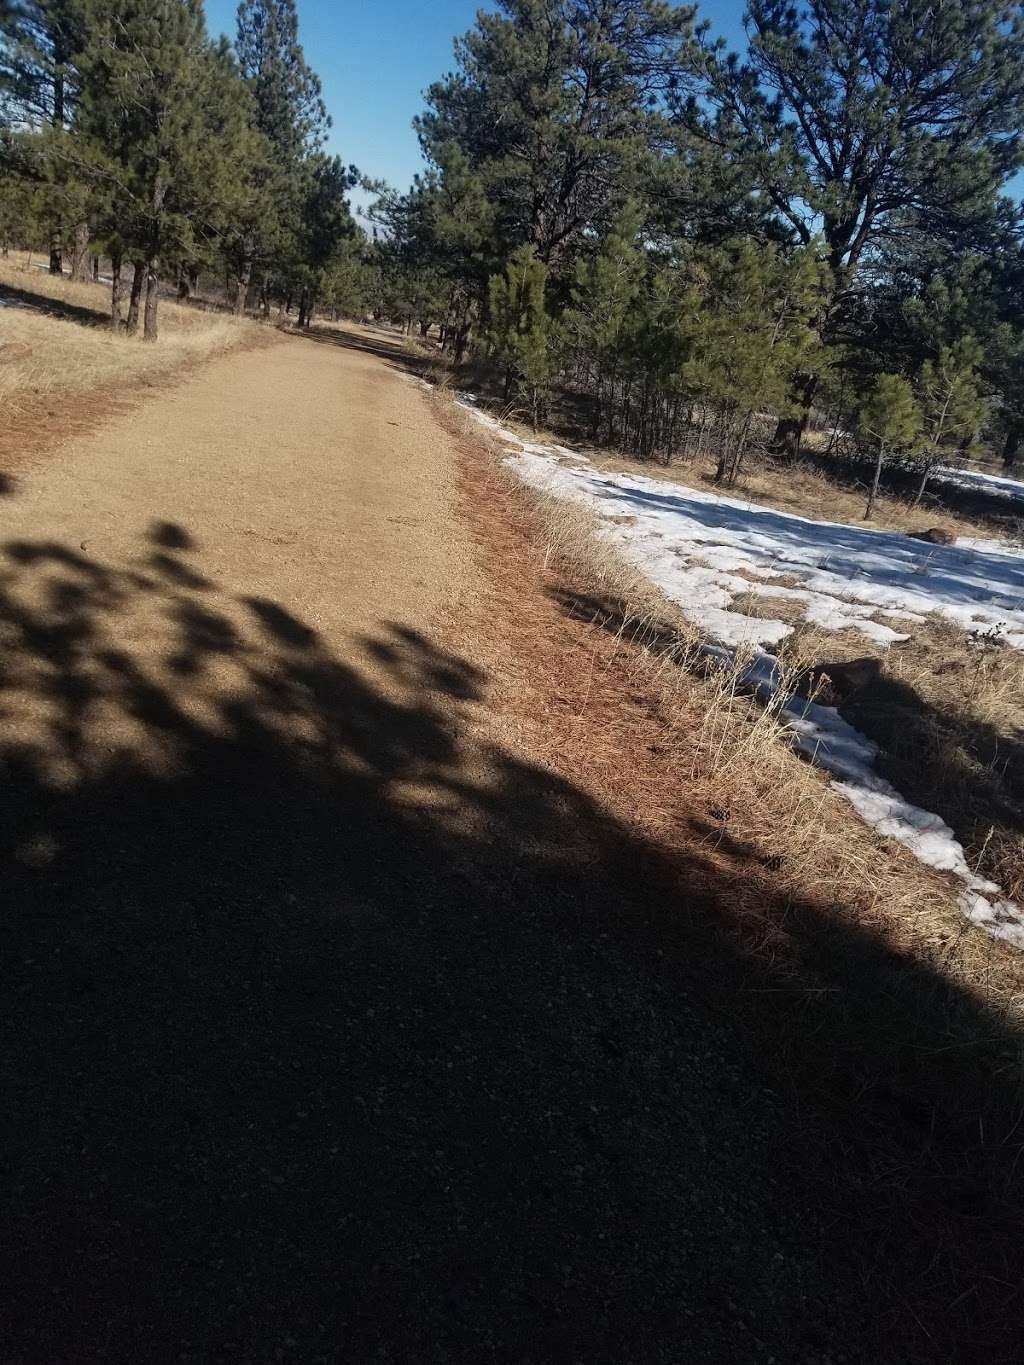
[{"xmin": 204, "ymin": 0, "xmax": 750, "ymax": 199}]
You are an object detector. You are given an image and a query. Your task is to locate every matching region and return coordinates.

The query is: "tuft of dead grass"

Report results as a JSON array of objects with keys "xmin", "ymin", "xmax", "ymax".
[{"xmin": 0, "ymin": 260, "xmax": 266, "ymax": 417}]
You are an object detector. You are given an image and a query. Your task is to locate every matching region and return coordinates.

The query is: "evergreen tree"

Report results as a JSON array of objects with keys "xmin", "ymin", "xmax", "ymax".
[
  {"xmin": 687, "ymin": 240, "xmax": 829, "ymax": 483},
  {"xmin": 856, "ymin": 373, "xmax": 922, "ymax": 519},
  {"xmin": 0, "ymin": 0, "xmax": 88, "ymax": 271},
  {"xmin": 230, "ymin": 0, "xmax": 328, "ymax": 313},
  {"xmin": 912, "ymin": 337, "xmax": 988, "ymax": 503},
  {"xmin": 564, "ymin": 199, "xmax": 646, "ymax": 441},
  {"xmin": 418, "ymin": 0, "xmax": 694, "ymax": 277},
  {"xmin": 77, "ymin": 0, "xmax": 263, "ymax": 338},
  {"xmin": 291, "ymin": 152, "xmax": 356, "ymax": 326},
  {"xmin": 682, "ymin": 0, "xmax": 1024, "ymax": 454},
  {"xmin": 488, "ymin": 244, "xmax": 556, "ymax": 428}
]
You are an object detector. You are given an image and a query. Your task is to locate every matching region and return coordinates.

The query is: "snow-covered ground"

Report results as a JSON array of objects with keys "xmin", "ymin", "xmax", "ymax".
[
  {"xmin": 935, "ymin": 462, "xmax": 1024, "ymax": 508},
  {"xmin": 513, "ymin": 449, "xmax": 1024, "ymax": 652},
  {"xmin": 453, "ymin": 393, "xmax": 1024, "ymax": 948}
]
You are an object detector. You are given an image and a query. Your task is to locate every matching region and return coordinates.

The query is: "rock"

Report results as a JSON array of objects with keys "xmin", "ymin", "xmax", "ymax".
[{"xmin": 912, "ymin": 526, "xmax": 955, "ymax": 545}]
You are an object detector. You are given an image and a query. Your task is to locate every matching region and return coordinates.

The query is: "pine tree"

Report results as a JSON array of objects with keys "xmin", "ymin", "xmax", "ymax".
[
  {"xmin": 488, "ymin": 244, "xmax": 555, "ymax": 429},
  {"xmin": 0, "ymin": 0, "xmax": 88, "ymax": 271},
  {"xmin": 418, "ymin": 0, "xmax": 693, "ymax": 276},
  {"xmin": 857, "ymin": 374, "xmax": 922, "ymax": 519},
  {"xmin": 564, "ymin": 200, "xmax": 646, "ymax": 441},
  {"xmin": 77, "ymin": 0, "xmax": 264, "ymax": 339},
  {"xmin": 683, "ymin": 0, "xmax": 1024, "ymax": 454},
  {"xmin": 912, "ymin": 337, "xmax": 988, "ymax": 503},
  {"xmin": 685, "ymin": 240, "xmax": 829, "ymax": 483},
  {"xmin": 230, "ymin": 0, "xmax": 328, "ymax": 314},
  {"xmin": 291, "ymin": 153, "xmax": 356, "ymax": 327}
]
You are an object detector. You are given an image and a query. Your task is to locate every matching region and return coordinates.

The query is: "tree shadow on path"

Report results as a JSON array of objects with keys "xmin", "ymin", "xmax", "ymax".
[{"xmin": 1, "ymin": 523, "xmax": 1022, "ymax": 1362}]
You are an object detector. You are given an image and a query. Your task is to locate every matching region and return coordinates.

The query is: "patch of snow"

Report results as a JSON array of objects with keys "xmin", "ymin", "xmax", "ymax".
[
  {"xmin": 506, "ymin": 446, "xmax": 1024, "ymax": 651},
  {"xmin": 934, "ymin": 463, "xmax": 1024, "ymax": 507},
  {"xmin": 450, "ymin": 395, "xmax": 1024, "ymax": 948}
]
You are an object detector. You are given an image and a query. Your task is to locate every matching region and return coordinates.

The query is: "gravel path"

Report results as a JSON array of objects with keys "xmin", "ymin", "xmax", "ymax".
[{"xmin": 0, "ymin": 326, "xmax": 971, "ymax": 1362}]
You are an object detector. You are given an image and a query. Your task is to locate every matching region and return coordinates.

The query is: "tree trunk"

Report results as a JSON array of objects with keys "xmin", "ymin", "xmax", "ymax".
[
  {"xmin": 233, "ymin": 258, "xmax": 252, "ymax": 316},
  {"xmin": 297, "ymin": 288, "xmax": 309, "ymax": 328},
  {"xmin": 864, "ymin": 442, "xmax": 885, "ymax": 520},
  {"xmin": 125, "ymin": 261, "xmax": 145, "ymax": 335},
  {"xmin": 912, "ymin": 461, "xmax": 934, "ymax": 508},
  {"xmin": 48, "ymin": 228, "xmax": 62, "ymax": 276},
  {"xmin": 454, "ymin": 322, "xmax": 470, "ymax": 364},
  {"xmin": 727, "ymin": 411, "xmax": 755, "ymax": 485},
  {"xmin": 143, "ymin": 259, "xmax": 159, "ymax": 341},
  {"xmin": 1002, "ymin": 424, "xmax": 1023, "ymax": 470},
  {"xmin": 110, "ymin": 253, "xmax": 124, "ymax": 332},
  {"xmin": 92, "ymin": 254, "xmax": 100, "ymax": 281},
  {"xmin": 69, "ymin": 221, "xmax": 90, "ymax": 281},
  {"xmin": 771, "ymin": 372, "xmax": 819, "ymax": 460}
]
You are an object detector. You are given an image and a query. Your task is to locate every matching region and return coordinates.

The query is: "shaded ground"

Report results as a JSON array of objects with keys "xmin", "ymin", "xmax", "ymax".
[{"xmin": 1, "ymin": 326, "xmax": 1022, "ymax": 1362}]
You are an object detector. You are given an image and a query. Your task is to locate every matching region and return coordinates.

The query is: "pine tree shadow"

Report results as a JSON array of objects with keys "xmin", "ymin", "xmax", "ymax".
[
  {"xmin": 0, "ymin": 278, "xmax": 108, "ymax": 327},
  {"xmin": 1, "ymin": 529, "xmax": 1022, "ymax": 1362}
]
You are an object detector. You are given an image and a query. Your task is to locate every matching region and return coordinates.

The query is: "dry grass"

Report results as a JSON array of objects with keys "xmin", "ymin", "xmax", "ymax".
[
  {"xmin": 0, "ymin": 260, "xmax": 265, "ymax": 415},
  {"xmin": 435, "ymin": 382, "xmax": 1024, "ymax": 1026},
  {"xmin": 475, "ymin": 383, "xmax": 1003, "ymax": 542},
  {"xmin": 439, "ymin": 370, "xmax": 1024, "ymax": 931},
  {"xmin": 773, "ymin": 614, "xmax": 1024, "ymax": 904},
  {"xmin": 434, "ymin": 378, "xmax": 1024, "ymax": 1360},
  {"xmin": 589, "ymin": 443, "xmax": 1000, "ymax": 540}
]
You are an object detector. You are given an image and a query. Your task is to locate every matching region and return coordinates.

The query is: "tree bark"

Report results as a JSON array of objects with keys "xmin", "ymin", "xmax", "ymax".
[
  {"xmin": 143, "ymin": 260, "xmax": 159, "ymax": 341},
  {"xmin": 69, "ymin": 222, "xmax": 90, "ymax": 281},
  {"xmin": 48, "ymin": 228, "xmax": 62, "ymax": 276},
  {"xmin": 125, "ymin": 261, "xmax": 145, "ymax": 336},
  {"xmin": 912, "ymin": 461, "xmax": 934, "ymax": 508},
  {"xmin": 864, "ymin": 442, "xmax": 885, "ymax": 520},
  {"xmin": 771, "ymin": 373, "xmax": 819, "ymax": 460},
  {"xmin": 454, "ymin": 322, "xmax": 471, "ymax": 364},
  {"xmin": 176, "ymin": 264, "xmax": 199, "ymax": 301},
  {"xmin": 1002, "ymin": 424, "xmax": 1023, "ymax": 469},
  {"xmin": 110, "ymin": 253, "xmax": 124, "ymax": 332},
  {"xmin": 233, "ymin": 258, "xmax": 252, "ymax": 316},
  {"xmin": 92, "ymin": 254, "xmax": 100, "ymax": 281}
]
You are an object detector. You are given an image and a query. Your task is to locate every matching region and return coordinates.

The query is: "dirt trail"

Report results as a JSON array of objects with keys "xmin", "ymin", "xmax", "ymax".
[
  {"xmin": 2, "ymin": 327, "xmax": 1018, "ymax": 1363},
  {"xmin": 3, "ymin": 324, "xmax": 470, "ymax": 653}
]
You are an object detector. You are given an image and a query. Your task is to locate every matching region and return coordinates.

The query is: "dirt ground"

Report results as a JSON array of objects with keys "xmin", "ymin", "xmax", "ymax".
[{"xmin": 2, "ymin": 323, "xmax": 1021, "ymax": 1362}]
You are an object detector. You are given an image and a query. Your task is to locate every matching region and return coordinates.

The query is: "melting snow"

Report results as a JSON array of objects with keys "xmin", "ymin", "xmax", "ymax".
[
  {"xmin": 451, "ymin": 395, "xmax": 1024, "ymax": 948},
  {"xmin": 507, "ymin": 448, "xmax": 1024, "ymax": 652},
  {"xmin": 934, "ymin": 463, "xmax": 1024, "ymax": 508}
]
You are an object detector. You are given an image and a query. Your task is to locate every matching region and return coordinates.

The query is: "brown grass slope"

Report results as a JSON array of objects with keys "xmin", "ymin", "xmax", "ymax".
[{"xmin": 433, "ymin": 384, "xmax": 1024, "ymax": 1364}]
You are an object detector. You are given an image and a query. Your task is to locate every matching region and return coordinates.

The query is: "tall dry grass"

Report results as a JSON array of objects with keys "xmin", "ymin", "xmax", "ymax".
[
  {"xmin": 437, "ymin": 385, "xmax": 1024, "ymax": 1031},
  {"xmin": 0, "ymin": 260, "xmax": 265, "ymax": 413}
]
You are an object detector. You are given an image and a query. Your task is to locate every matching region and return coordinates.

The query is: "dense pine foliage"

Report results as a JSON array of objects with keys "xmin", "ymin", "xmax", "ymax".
[
  {"xmin": 4, "ymin": 0, "xmax": 1024, "ymax": 485},
  {"xmin": 0, "ymin": 0, "xmax": 358, "ymax": 337},
  {"xmin": 374, "ymin": 0, "xmax": 1024, "ymax": 484}
]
